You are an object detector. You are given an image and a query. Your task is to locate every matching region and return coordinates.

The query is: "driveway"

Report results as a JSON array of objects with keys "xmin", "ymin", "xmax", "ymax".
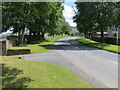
[{"xmin": 23, "ymin": 36, "xmax": 118, "ymax": 88}]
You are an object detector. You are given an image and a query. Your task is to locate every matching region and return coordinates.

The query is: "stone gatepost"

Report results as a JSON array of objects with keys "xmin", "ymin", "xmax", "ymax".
[{"xmin": 0, "ymin": 40, "xmax": 7, "ymax": 56}]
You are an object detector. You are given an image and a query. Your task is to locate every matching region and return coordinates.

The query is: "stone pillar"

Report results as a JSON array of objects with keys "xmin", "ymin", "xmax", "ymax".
[
  {"xmin": 0, "ymin": 41, "xmax": 7, "ymax": 56},
  {"xmin": 0, "ymin": 41, "xmax": 2, "ymax": 56}
]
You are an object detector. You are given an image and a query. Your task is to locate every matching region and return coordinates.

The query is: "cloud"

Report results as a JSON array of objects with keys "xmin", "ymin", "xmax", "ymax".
[{"xmin": 63, "ymin": 5, "xmax": 76, "ymax": 27}]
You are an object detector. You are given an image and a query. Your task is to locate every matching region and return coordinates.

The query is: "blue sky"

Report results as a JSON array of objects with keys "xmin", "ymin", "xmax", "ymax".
[
  {"xmin": 62, "ymin": 1, "xmax": 77, "ymax": 27},
  {"xmin": 62, "ymin": 2, "xmax": 76, "ymax": 8}
]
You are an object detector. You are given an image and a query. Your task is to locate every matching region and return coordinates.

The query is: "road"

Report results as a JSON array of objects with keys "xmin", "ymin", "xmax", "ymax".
[{"xmin": 23, "ymin": 36, "xmax": 118, "ymax": 88}]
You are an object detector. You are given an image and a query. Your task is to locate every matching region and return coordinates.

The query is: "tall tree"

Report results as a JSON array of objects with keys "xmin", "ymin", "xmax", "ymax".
[
  {"xmin": 2, "ymin": 2, "xmax": 29, "ymax": 45},
  {"xmin": 47, "ymin": 2, "xmax": 64, "ymax": 35},
  {"xmin": 2, "ymin": 2, "xmax": 66, "ymax": 45},
  {"xmin": 74, "ymin": 2, "xmax": 118, "ymax": 42}
]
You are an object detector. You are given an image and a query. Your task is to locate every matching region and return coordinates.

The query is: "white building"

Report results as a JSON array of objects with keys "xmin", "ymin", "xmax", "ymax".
[{"xmin": 107, "ymin": 27, "xmax": 120, "ymax": 38}]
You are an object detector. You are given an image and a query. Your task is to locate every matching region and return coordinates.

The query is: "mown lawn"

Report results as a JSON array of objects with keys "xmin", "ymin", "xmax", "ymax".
[
  {"xmin": 9, "ymin": 35, "xmax": 68, "ymax": 54},
  {"xmin": 1, "ymin": 35, "xmax": 94, "ymax": 88},
  {"xmin": 1, "ymin": 56, "xmax": 93, "ymax": 88},
  {"xmin": 77, "ymin": 38, "xmax": 120, "ymax": 54}
]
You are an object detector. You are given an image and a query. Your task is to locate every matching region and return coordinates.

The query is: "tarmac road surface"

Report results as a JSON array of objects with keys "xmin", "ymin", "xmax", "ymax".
[{"xmin": 23, "ymin": 36, "xmax": 119, "ymax": 88}]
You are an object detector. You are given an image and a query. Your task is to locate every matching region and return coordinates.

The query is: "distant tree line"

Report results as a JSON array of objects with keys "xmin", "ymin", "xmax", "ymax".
[
  {"xmin": 2, "ymin": 2, "xmax": 72, "ymax": 45},
  {"xmin": 74, "ymin": 2, "xmax": 120, "ymax": 43}
]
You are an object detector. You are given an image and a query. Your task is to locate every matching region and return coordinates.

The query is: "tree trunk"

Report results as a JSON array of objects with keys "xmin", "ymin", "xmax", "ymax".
[
  {"xmin": 17, "ymin": 25, "xmax": 25, "ymax": 45},
  {"xmin": 28, "ymin": 30, "xmax": 32, "ymax": 43},
  {"xmin": 41, "ymin": 33, "xmax": 45, "ymax": 40},
  {"xmin": 101, "ymin": 28, "xmax": 104, "ymax": 43},
  {"xmin": 33, "ymin": 32, "xmax": 36, "ymax": 37},
  {"xmin": 84, "ymin": 33, "xmax": 87, "ymax": 38},
  {"xmin": 21, "ymin": 27, "xmax": 25, "ymax": 45},
  {"xmin": 88, "ymin": 33, "xmax": 90, "ymax": 39},
  {"xmin": 37, "ymin": 32, "xmax": 40, "ymax": 40},
  {"xmin": 89, "ymin": 33, "xmax": 92, "ymax": 40},
  {"xmin": 17, "ymin": 25, "xmax": 21, "ymax": 45}
]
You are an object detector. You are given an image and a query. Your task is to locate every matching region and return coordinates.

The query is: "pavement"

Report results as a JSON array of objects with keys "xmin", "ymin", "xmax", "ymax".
[{"xmin": 23, "ymin": 36, "xmax": 119, "ymax": 88}]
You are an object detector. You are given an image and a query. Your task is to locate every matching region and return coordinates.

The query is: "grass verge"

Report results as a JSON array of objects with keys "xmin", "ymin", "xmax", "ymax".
[
  {"xmin": 9, "ymin": 35, "xmax": 68, "ymax": 54},
  {"xmin": 77, "ymin": 38, "xmax": 120, "ymax": 54},
  {"xmin": 2, "ymin": 56, "xmax": 93, "ymax": 88}
]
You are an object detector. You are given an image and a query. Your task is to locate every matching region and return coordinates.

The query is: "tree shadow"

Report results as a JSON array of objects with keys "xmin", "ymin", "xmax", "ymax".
[
  {"xmin": 1, "ymin": 64, "xmax": 33, "ymax": 88},
  {"xmin": 55, "ymin": 40, "xmax": 69, "ymax": 43},
  {"xmin": 39, "ymin": 38, "xmax": 113, "ymax": 51},
  {"xmin": 39, "ymin": 44, "xmax": 97, "ymax": 51}
]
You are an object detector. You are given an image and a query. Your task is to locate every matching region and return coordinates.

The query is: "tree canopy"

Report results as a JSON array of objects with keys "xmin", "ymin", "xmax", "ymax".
[
  {"xmin": 74, "ymin": 2, "xmax": 120, "ymax": 42},
  {"xmin": 2, "ymin": 2, "xmax": 72, "ymax": 45}
]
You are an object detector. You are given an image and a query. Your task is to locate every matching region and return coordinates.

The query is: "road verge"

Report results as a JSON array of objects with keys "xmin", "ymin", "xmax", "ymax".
[{"xmin": 76, "ymin": 38, "xmax": 120, "ymax": 54}]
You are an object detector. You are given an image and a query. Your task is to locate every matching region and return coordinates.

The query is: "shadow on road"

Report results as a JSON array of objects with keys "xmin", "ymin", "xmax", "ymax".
[
  {"xmin": 2, "ymin": 64, "xmax": 33, "ymax": 88},
  {"xmin": 39, "ymin": 39, "xmax": 100, "ymax": 51}
]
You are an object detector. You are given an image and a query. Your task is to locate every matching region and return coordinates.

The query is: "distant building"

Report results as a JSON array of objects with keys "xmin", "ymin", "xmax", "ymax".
[
  {"xmin": 107, "ymin": 27, "xmax": 118, "ymax": 38},
  {"xmin": 92, "ymin": 27, "xmax": 120, "ymax": 38},
  {"xmin": 92, "ymin": 31, "xmax": 108, "ymax": 37}
]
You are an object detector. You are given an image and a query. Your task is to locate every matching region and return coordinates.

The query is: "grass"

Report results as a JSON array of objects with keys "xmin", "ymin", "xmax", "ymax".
[
  {"xmin": 0, "ymin": 35, "xmax": 6, "ymax": 41},
  {"xmin": 9, "ymin": 35, "xmax": 68, "ymax": 54},
  {"xmin": 0, "ymin": 34, "xmax": 7, "ymax": 41},
  {"xmin": 2, "ymin": 35, "xmax": 94, "ymax": 88},
  {"xmin": 1, "ymin": 56, "xmax": 93, "ymax": 88},
  {"xmin": 77, "ymin": 38, "xmax": 120, "ymax": 54},
  {"xmin": 0, "ymin": 39, "xmax": 6, "ymax": 41}
]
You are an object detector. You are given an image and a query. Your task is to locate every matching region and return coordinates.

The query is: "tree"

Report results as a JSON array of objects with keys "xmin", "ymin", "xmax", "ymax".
[
  {"xmin": 60, "ymin": 20, "xmax": 72, "ymax": 35},
  {"xmin": 74, "ymin": 2, "xmax": 118, "ymax": 42},
  {"xmin": 2, "ymin": 2, "xmax": 29, "ymax": 45},
  {"xmin": 113, "ymin": 2, "xmax": 120, "ymax": 28},
  {"xmin": 73, "ymin": 2, "xmax": 97, "ymax": 38},
  {"xmin": 47, "ymin": 2, "xmax": 64, "ymax": 36},
  {"xmin": 2, "ymin": 2, "xmax": 67, "ymax": 45}
]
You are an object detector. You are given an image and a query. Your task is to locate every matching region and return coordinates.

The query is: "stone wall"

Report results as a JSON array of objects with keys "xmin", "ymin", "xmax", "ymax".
[
  {"xmin": 7, "ymin": 36, "xmax": 18, "ymax": 46},
  {"xmin": 6, "ymin": 40, "xmax": 13, "ymax": 49},
  {"xmin": 0, "ymin": 40, "xmax": 13, "ymax": 56},
  {"xmin": 44, "ymin": 33, "xmax": 49, "ymax": 38},
  {"xmin": 7, "ymin": 49, "xmax": 31, "ymax": 56},
  {"xmin": 0, "ymin": 39, "xmax": 31, "ymax": 56},
  {"xmin": 0, "ymin": 42, "xmax": 1, "ymax": 56},
  {"xmin": 92, "ymin": 37, "xmax": 120, "ymax": 45}
]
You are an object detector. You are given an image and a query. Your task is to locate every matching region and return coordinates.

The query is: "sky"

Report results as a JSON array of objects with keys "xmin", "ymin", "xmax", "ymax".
[{"xmin": 62, "ymin": 0, "xmax": 77, "ymax": 27}]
